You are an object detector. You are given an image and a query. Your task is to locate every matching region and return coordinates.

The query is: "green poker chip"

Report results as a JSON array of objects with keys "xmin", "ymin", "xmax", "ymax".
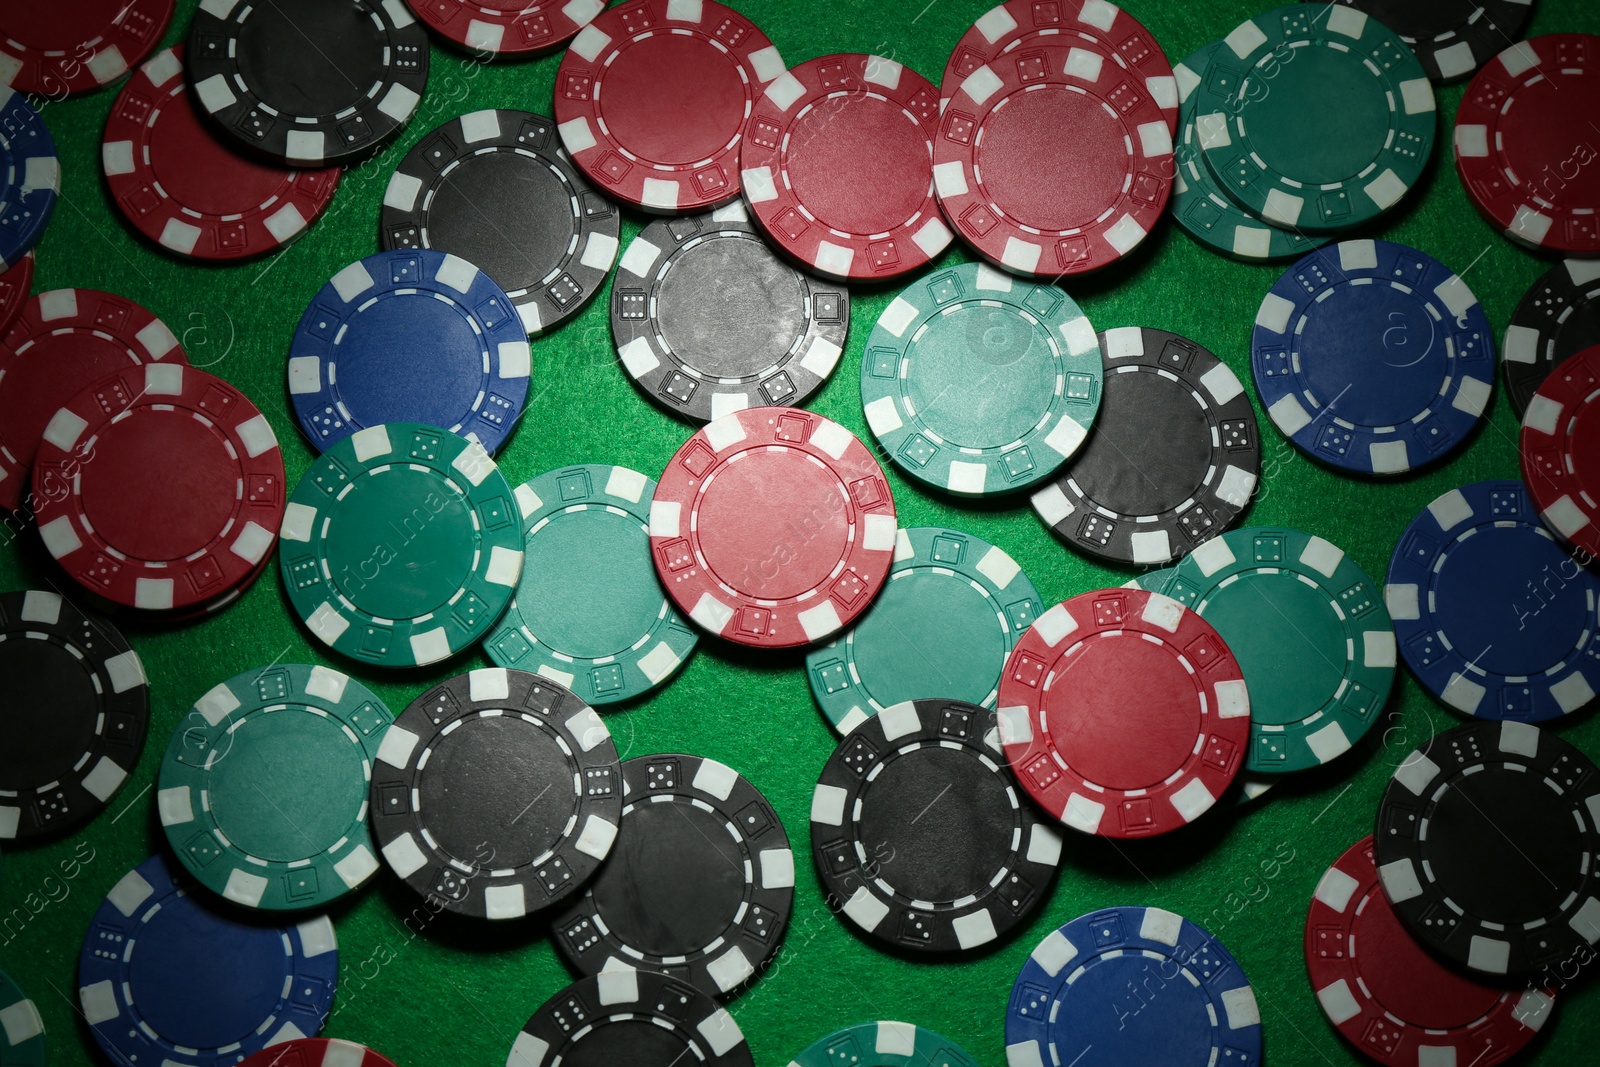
[
  {"xmin": 484, "ymin": 464, "xmax": 698, "ymax": 705},
  {"xmin": 806, "ymin": 527, "xmax": 1041, "ymax": 735},
  {"xmin": 278, "ymin": 422, "xmax": 524, "ymax": 668},
  {"xmin": 861, "ymin": 262, "xmax": 1102, "ymax": 497},
  {"xmin": 157, "ymin": 663, "xmax": 395, "ymax": 910},
  {"xmin": 791, "ymin": 1022, "xmax": 978, "ymax": 1067},
  {"xmin": 1154, "ymin": 526, "xmax": 1396, "ymax": 774},
  {"xmin": 0, "ymin": 967, "xmax": 45, "ymax": 1067}
]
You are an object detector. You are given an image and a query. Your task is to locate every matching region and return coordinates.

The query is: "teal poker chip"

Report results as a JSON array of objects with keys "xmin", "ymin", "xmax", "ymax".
[
  {"xmin": 790, "ymin": 1022, "xmax": 978, "ymax": 1067},
  {"xmin": 0, "ymin": 967, "xmax": 45, "ymax": 1067},
  {"xmin": 484, "ymin": 465, "xmax": 697, "ymax": 705},
  {"xmin": 157, "ymin": 664, "xmax": 394, "ymax": 910},
  {"xmin": 806, "ymin": 527, "xmax": 1041, "ymax": 734},
  {"xmin": 861, "ymin": 262, "xmax": 1102, "ymax": 497}
]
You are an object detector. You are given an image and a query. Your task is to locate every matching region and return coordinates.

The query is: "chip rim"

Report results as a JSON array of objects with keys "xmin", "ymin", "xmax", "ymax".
[
  {"xmin": 1504, "ymin": 259, "xmax": 1600, "ymax": 418},
  {"xmin": 790, "ymin": 1021, "xmax": 981, "ymax": 1067},
  {"xmin": 402, "ymin": 0, "xmax": 603, "ymax": 56},
  {"xmin": 0, "ymin": 87, "xmax": 58, "ymax": 273},
  {"xmin": 0, "ymin": 0, "xmax": 174, "ymax": 96}
]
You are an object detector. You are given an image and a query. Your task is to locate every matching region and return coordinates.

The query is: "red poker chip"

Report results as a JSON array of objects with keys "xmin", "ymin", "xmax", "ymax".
[
  {"xmin": 0, "ymin": 289, "xmax": 188, "ymax": 512},
  {"xmin": 742, "ymin": 53, "xmax": 952, "ymax": 281},
  {"xmin": 103, "ymin": 46, "xmax": 341, "ymax": 261},
  {"xmin": 554, "ymin": 0, "xmax": 784, "ymax": 213},
  {"xmin": 0, "ymin": 0, "xmax": 174, "ymax": 97},
  {"xmin": 238, "ymin": 1038, "xmax": 399, "ymax": 1067},
  {"xmin": 0, "ymin": 251, "xmax": 32, "ymax": 335},
  {"xmin": 406, "ymin": 0, "xmax": 604, "ymax": 55},
  {"xmin": 1521, "ymin": 344, "xmax": 1600, "ymax": 557},
  {"xmin": 1306, "ymin": 835, "xmax": 1554, "ymax": 1065},
  {"xmin": 651, "ymin": 405, "xmax": 898, "ymax": 648},
  {"xmin": 942, "ymin": 0, "xmax": 1178, "ymax": 134},
  {"xmin": 33, "ymin": 363, "xmax": 285, "ymax": 612},
  {"xmin": 936, "ymin": 38, "xmax": 1173, "ymax": 277},
  {"xmin": 1455, "ymin": 34, "xmax": 1600, "ymax": 256},
  {"xmin": 997, "ymin": 587, "xmax": 1249, "ymax": 837}
]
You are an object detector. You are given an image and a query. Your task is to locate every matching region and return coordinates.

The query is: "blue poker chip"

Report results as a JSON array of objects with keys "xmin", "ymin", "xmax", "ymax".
[
  {"xmin": 1386, "ymin": 480, "xmax": 1600, "ymax": 721},
  {"xmin": 0, "ymin": 86, "xmax": 60, "ymax": 270},
  {"xmin": 1006, "ymin": 906, "xmax": 1261, "ymax": 1067},
  {"xmin": 1252, "ymin": 239, "xmax": 1495, "ymax": 476},
  {"xmin": 287, "ymin": 249, "xmax": 532, "ymax": 455},
  {"xmin": 77, "ymin": 854, "xmax": 339, "ymax": 1067}
]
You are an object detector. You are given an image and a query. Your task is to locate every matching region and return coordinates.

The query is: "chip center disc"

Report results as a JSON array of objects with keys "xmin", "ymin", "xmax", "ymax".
[
  {"xmin": 551, "ymin": 1018, "xmax": 693, "ymax": 1066},
  {"xmin": 1198, "ymin": 573, "xmax": 1345, "ymax": 727},
  {"xmin": 589, "ymin": 800, "xmax": 744, "ymax": 955},
  {"xmin": 0, "ymin": 640, "xmax": 98, "ymax": 788},
  {"xmin": 1244, "ymin": 48, "xmax": 1389, "ymax": 185},
  {"xmin": 205, "ymin": 709, "xmax": 367, "ymax": 862},
  {"xmin": 904, "ymin": 303, "xmax": 1061, "ymax": 449},
  {"xmin": 850, "ymin": 571, "xmax": 1007, "ymax": 706},
  {"xmin": 1050, "ymin": 953, "xmax": 1215, "ymax": 1055},
  {"xmin": 520, "ymin": 508, "xmax": 661, "ymax": 660},
  {"xmin": 151, "ymin": 89, "xmax": 293, "ymax": 216},
  {"xmin": 1, "ymin": 0, "xmax": 128, "ymax": 49},
  {"xmin": 786, "ymin": 95, "xmax": 931, "ymax": 236},
  {"xmin": 600, "ymin": 35, "xmax": 748, "ymax": 166},
  {"xmin": 695, "ymin": 450, "xmax": 847, "ymax": 601},
  {"xmin": 425, "ymin": 153, "xmax": 570, "ymax": 293},
  {"xmin": 858, "ymin": 746, "xmax": 1012, "ymax": 901},
  {"xmin": 1297, "ymin": 284, "xmax": 1444, "ymax": 426},
  {"xmin": 1435, "ymin": 524, "xmax": 1588, "ymax": 676},
  {"xmin": 235, "ymin": 3, "xmax": 386, "ymax": 118},
  {"xmin": 129, "ymin": 901, "xmax": 290, "ymax": 1048},
  {"xmin": 1048, "ymin": 634, "xmax": 1200, "ymax": 790},
  {"xmin": 418, "ymin": 715, "xmax": 577, "ymax": 869},
  {"xmin": 332, "ymin": 295, "xmax": 488, "ymax": 430},
  {"xmin": 1503, "ymin": 74, "xmax": 1600, "ymax": 209},
  {"xmin": 1351, "ymin": 880, "xmax": 1507, "ymax": 1028},
  {"xmin": 81, "ymin": 410, "xmax": 237, "ymax": 561},
  {"xmin": 977, "ymin": 86, "xmax": 1128, "ymax": 231},
  {"xmin": 1070, "ymin": 370, "xmax": 1214, "ymax": 518},
  {"xmin": 657, "ymin": 235, "xmax": 809, "ymax": 378},
  {"xmin": 327, "ymin": 468, "xmax": 476, "ymax": 621}
]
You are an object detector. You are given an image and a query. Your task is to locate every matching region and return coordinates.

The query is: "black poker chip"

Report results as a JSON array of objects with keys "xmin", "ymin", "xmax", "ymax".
[
  {"xmin": 810, "ymin": 698, "xmax": 1063, "ymax": 955},
  {"xmin": 368, "ymin": 668, "xmax": 622, "ymax": 920},
  {"xmin": 187, "ymin": 0, "xmax": 429, "ymax": 166},
  {"xmin": 0, "ymin": 590, "xmax": 149, "ymax": 841},
  {"xmin": 1503, "ymin": 258, "xmax": 1600, "ymax": 417},
  {"xmin": 1032, "ymin": 327, "xmax": 1261, "ymax": 566},
  {"xmin": 1374, "ymin": 721, "xmax": 1600, "ymax": 976},
  {"xmin": 381, "ymin": 109, "xmax": 621, "ymax": 335},
  {"xmin": 1319, "ymin": 0, "xmax": 1535, "ymax": 83},
  {"xmin": 611, "ymin": 202, "xmax": 849, "ymax": 423},
  {"xmin": 552, "ymin": 753, "xmax": 793, "ymax": 1000}
]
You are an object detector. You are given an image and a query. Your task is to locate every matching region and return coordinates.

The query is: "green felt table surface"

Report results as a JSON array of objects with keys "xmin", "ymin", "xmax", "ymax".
[{"xmin": 4, "ymin": 1, "xmax": 1600, "ymax": 1064}]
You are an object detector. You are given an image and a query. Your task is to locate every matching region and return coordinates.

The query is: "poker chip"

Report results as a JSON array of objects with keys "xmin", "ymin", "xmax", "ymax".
[
  {"xmin": 1504, "ymin": 260, "xmax": 1600, "ymax": 417},
  {"xmin": 861, "ymin": 262, "xmax": 1102, "ymax": 496},
  {"xmin": 742, "ymin": 54, "xmax": 951, "ymax": 281},
  {"xmin": 0, "ymin": 968, "xmax": 44, "ymax": 1067},
  {"xmin": 934, "ymin": 38, "xmax": 1173, "ymax": 277},
  {"xmin": 0, "ymin": 252, "xmax": 31, "ymax": 336},
  {"xmin": 1388, "ymin": 480, "xmax": 1600, "ymax": 721},
  {"xmin": 812, "ymin": 699, "xmax": 1062, "ymax": 953},
  {"xmin": 370, "ymin": 668, "xmax": 622, "ymax": 920},
  {"xmin": 612, "ymin": 200, "xmax": 848, "ymax": 422},
  {"xmin": 0, "ymin": 590, "xmax": 148, "ymax": 841},
  {"xmin": 1455, "ymin": 35, "xmax": 1600, "ymax": 256},
  {"xmin": 553, "ymin": 754, "xmax": 793, "ymax": 998},
  {"xmin": 650, "ymin": 406, "xmax": 898, "ymax": 648},
  {"xmin": 381, "ymin": 109, "xmax": 620, "ymax": 335},
  {"xmin": 239, "ymin": 1039, "xmax": 399, "ymax": 1067},
  {"xmin": 187, "ymin": 0, "xmax": 429, "ymax": 166},
  {"xmin": 942, "ymin": 0, "xmax": 1178, "ymax": 133},
  {"xmin": 508, "ymin": 970, "xmax": 753, "ymax": 1067},
  {"xmin": 0, "ymin": 288, "xmax": 187, "ymax": 512},
  {"xmin": 287, "ymin": 249, "xmax": 532, "ymax": 454},
  {"xmin": 0, "ymin": 87, "xmax": 58, "ymax": 270},
  {"xmin": 404, "ymin": 0, "xmax": 603, "ymax": 56},
  {"xmin": 1523, "ymin": 346, "xmax": 1600, "ymax": 561},
  {"xmin": 78, "ymin": 854, "xmax": 339, "ymax": 1067},
  {"xmin": 1307, "ymin": 835, "xmax": 1555, "ymax": 1067},
  {"xmin": 1032, "ymin": 327, "xmax": 1259, "ymax": 566},
  {"xmin": 1254, "ymin": 240, "xmax": 1495, "ymax": 476},
  {"xmin": 1153, "ymin": 528, "xmax": 1396, "ymax": 774},
  {"xmin": 790, "ymin": 1022, "xmax": 979, "ymax": 1067},
  {"xmin": 485, "ymin": 465, "xmax": 697, "ymax": 705},
  {"xmin": 997, "ymin": 588, "xmax": 1250, "ymax": 837},
  {"xmin": 1006, "ymin": 907, "xmax": 1262, "ymax": 1067},
  {"xmin": 157, "ymin": 664, "xmax": 395, "ymax": 911},
  {"xmin": 806, "ymin": 527, "xmax": 1042, "ymax": 735},
  {"xmin": 555, "ymin": 0, "xmax": 783, "ymax": 213},
  {"xmin": 1171, "ymin": 43, "xmax": 1328, "ymax": 262},
  {"xmin": 1324, "ymin": 0, "xmax": 1535, "ymax": 82},
  {"xmin": 1374, "ymin": 720, "xmax": 1600, "ymax": 976},
  {"xmin": 0, "ymin": 0, "xmax": 173, "ymax": 96},
  {"xmin": 1194, "ymin": 6, "xmax": 1435, "ymax": 232},
  {"xmin": 278, "ymin": 422, "xmax": 523, "ymax": 669},
  {"xmin": 103, "ymin": 46, "xmax": 341, "ymax": 261},
  {"xmin": 35, "ymin": 363, "xmax": 284, "ymax": 612}
]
